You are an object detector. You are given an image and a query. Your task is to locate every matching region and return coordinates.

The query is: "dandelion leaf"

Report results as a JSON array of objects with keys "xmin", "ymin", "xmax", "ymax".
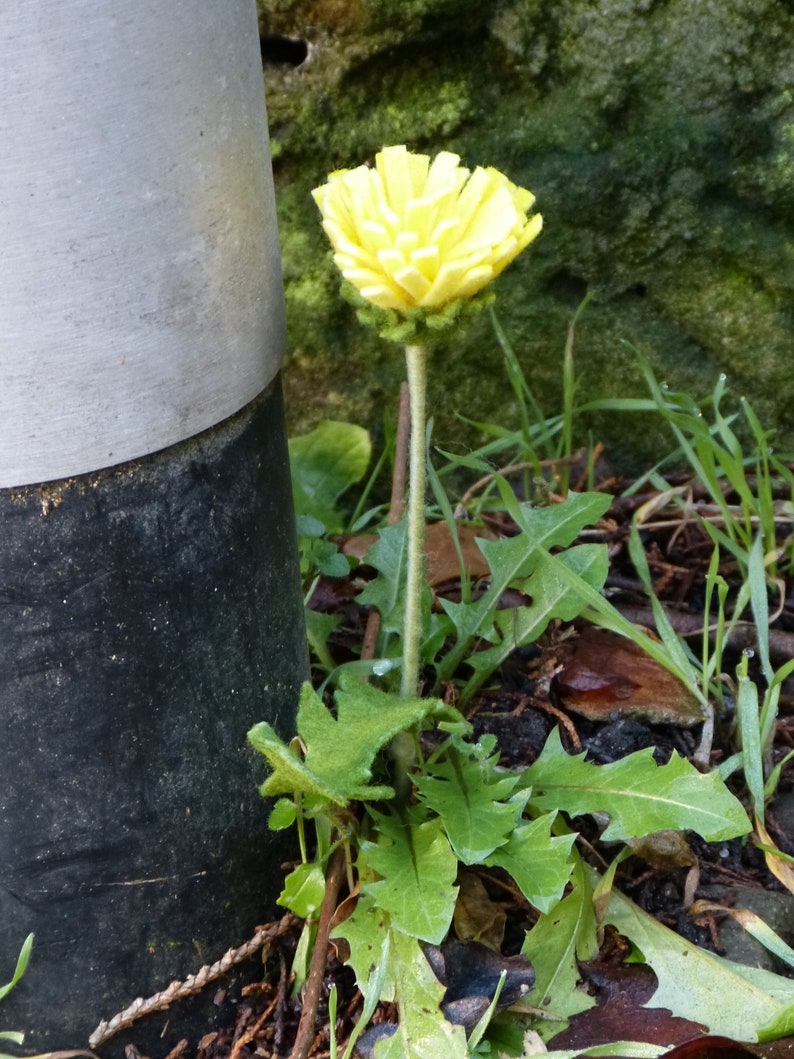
[
  {"xmin": 248, "ymin": 678, "xmax": 456, "ymax": 805},
  {"xmin": 485, "ymin": 814, "xmax": 576, "ymax": 914},
  {"xmin": 375, "ymin": 930, "xmax": 468, "ymax": 1059},
  {"xmin": 522, "ymin": 860, "xmax": 598, "ymax": 1029},
  {"xmin": 362, "ymin": 812, "xmax": 458, "ymax": 944},
  {"xmin": 413, "ymin": 746, "xmax": 525, "ymax": 863},
  {"xmin": 524, "ymin": 728, "xmax": 749, "ymax": 842}
]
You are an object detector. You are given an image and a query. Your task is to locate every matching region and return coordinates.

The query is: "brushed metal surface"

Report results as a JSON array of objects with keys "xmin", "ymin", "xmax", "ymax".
[{"xmin": 0, "ymin": 0, "xmax": 285, "ymax": 487}]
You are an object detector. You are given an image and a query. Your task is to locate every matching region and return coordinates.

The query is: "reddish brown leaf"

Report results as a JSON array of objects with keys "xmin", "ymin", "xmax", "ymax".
[{"xmin": 553, "ymin": 626, "xmax": 704, "ymax": 726}]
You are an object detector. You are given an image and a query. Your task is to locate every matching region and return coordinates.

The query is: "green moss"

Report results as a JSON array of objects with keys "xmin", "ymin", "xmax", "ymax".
[{"xmin": 263, "ymin": 0, "xmax": 794, "ymax": 470}]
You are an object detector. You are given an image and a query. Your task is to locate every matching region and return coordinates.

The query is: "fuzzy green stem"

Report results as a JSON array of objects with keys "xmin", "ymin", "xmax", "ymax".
[{"xmin": 401, "ymin": 343, "xmax": 427, "ymax": 698}]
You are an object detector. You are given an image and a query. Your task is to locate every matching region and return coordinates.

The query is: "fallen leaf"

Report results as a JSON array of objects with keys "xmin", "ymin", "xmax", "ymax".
[
  {"xmin": 659, "ymin": 1035, "xmax": 758, "ymax": 1059},
  {"xmin": 340, "ymin": 520, "xmax": 494, "ymax": 586},
  {"xmin": 453, "ymin": 870, "xmax": 506, "ymax": 950},
  {"xmin": 628, "ymin": 831, "xmax": 697, "ymax": 872},
  {"xmin": 553, "ymin": 627, "xmax": 704, "ymax": 726}
]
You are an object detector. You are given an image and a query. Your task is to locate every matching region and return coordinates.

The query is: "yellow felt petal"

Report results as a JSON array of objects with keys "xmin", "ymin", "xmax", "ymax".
[
  {"xmin": 425, "ymin": 151, "xmax": 465, "ymax": 197},
  {"xmin": 360, "ymin": 220, "xmax": 394, "ymax": 253},
  {"xmin": 429, "ymin": 216, "xmax": 461, "ymax": 255},
  {"xmin": 455, "ymin": 186, "xmax": 517, "ymax": 254},
  {"xmin": 360, "ymin": 284, "xmax": 411, "ymax": 310},
  {"xmin": 396, "ymin": 231, "xmax": 420, "ymax": 256},
  {"xmin": 405, "ymin": 196, "xmax": 438, "ymax": 243},
  {"xmin": 420, "ymin": 259, "xmax": 470, "ymax": 307},
  {"xmin": 378, "ymin": 247, "xmax": 409, "ymax": 273},
  {"xmin": 454, "ymin": 167, "xmax": 499, "ymax": 235},
  {"xmin": 410, "ymin": 244, "xmax": 440, "ymax": 281},
  {"xmin": 376, "ymin": 145, "xmax": 416, "ymax": 217},
  {"xmin": 406, "ymin": 149, "xmax": 431, "ymax": 197},
  {"xmin": 333, "ymin": 236, "xmax": 381, "ymax": 268},
  {"xmin": 394, "ymin": 264, "xmax": 432, "ymax": 303},
  {"xmin": 453, "ymin": 263, "xmax": 495, "ymax": 300}
]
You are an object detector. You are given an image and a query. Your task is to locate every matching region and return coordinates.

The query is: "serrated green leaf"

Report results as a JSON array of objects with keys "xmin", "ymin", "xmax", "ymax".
[
  {"xmin": 459, "ymin": 543, "xmax": 608, "ymax": 700},
  {"xmin": 278, "ymin": 862, "xmax": 326, "ymax": 917},
  {"xmin": 375, "ymin": 930, "xmax": 468, "ymax": 1059},
  {"xmin": 604, "ymin": 883, "xmax": 794, "ymax": 1042},
  {"xmin": 362, "ymin": 812, "xmax": 458, "ymax": 944},
  {"xmin": 289, "ymin": 421, "xmax": 371, "ymax": 531},
  {"xmin": 522, "ymin": 859, "xmax": 597, "ymax": 1027},
  {"xmin": 524, "ymin": 728, "xmax": 749, "ymax": 842},
  {"xmin": 357, "ymin": 521, "xmax": 410, "ymax": 637},
  {"xmin": 437, "ymin": 492, "xmax": 612, "ymax": 684},
  {"xmin": 504, "ymin": 490, "xmax": 613, "ymax": 544},
  {"xmin": 484, "ymin": 814, "xmax": 576, "ymax": 913},
  {"xmin": 413, "ymin": 746, "xmax": 524, "ymax": 863},
  {"xmin": 248, "ymin": 679, "xmax": 456, "ymax": 805},
  {"xmin": 333, "ymin": 891, "xmax": 396, "ymax": 1002}
]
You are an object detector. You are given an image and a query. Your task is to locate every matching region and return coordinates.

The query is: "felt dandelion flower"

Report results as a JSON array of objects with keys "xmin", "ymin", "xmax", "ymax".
[
  {"xmin": 313, "ymin": 145, "xmax": 542, "ymax": 699},
  {"xmin": 312, "ymin": 144, "xmax": 542, "ymax": 316}
]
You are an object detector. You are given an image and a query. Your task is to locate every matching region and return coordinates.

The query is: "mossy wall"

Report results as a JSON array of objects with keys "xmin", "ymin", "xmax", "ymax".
[{"xmin": 259, "ymin": 0, "xmax": 794, "ymax": 470}]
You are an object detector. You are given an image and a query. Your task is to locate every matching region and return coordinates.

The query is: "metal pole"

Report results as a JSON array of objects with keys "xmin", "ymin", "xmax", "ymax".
[{"xmin": 0, "ymin": 2, "xmax": 307, "ymax": 1049}]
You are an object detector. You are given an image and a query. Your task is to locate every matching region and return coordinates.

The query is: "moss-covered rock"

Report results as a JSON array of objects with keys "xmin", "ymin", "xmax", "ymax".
[{"xmin": 260, "ymin": 0, "xmax": 794, "ymax": 470}]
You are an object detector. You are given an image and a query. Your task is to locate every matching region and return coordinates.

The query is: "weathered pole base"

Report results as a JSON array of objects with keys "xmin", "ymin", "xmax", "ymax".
[{"xmin": 0, "ymin": 377, "xmax": 307, "ymax": 1053}]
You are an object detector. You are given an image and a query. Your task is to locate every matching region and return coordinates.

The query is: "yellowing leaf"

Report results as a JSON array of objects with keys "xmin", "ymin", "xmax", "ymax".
[{"xmin": 755, "ymin": 817, "xmax": 794, "ymax": 896}]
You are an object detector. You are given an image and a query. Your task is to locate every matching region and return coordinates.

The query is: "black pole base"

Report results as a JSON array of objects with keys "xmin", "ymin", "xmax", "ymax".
[{"xmin": 0, "ymin": 378, "xmax": 308, "ymax": 1054}]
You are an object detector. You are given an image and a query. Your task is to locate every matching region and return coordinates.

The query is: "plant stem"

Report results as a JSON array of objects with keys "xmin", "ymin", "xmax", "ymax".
[{"xmin": 401, "ymin": 343, "xmax": 427, "ymax": 698}]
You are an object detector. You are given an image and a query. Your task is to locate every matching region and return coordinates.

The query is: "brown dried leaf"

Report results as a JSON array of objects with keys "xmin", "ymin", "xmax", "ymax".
[
  {"xmin": 553, "ymin": 627, "xmax": 704, "ymax": 726},
  {"xmin": 339, "ymin": 521, "xmax": 494, "ymax": 587},
  {"xmin": 755, "ymin": 818, "xmax": 794, "ymax": 897},
  {"xmin": 452, "ymin": 870, "xmax": 506, "ymax": 951}
]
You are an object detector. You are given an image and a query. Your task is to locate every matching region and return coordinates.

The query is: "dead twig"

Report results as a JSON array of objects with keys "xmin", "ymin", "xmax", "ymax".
[
  {"xmin": 289, "ymin": 846, "xmax": 347, "ymax": 1059},
  {"xmin": 229, "ymin": 994, "xmax": 280, "ymax": 1059},
  {"xmin": 88, "ymin": 915, "xmax": 295, "ymax": 1048}
]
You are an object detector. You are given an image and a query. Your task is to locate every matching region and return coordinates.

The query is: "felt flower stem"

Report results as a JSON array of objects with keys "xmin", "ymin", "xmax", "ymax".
[{"xmin": 401, "ymin": 343, "xmax": 427, "ymax": 698}]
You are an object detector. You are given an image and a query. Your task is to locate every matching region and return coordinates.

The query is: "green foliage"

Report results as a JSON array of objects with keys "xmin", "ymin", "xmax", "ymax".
[
  {"xmin": 436, "ymin": 491, "xmax": 611, "ymax": 700},
  {"xmin": 370, "ymin": 929, "xmax": 468, "ymax": 1059},
  {"xmin": 249, "ymin": 671, "xmax": 751, "ymax": 1055},
  {"xmin": 361, "ymin": 811, "xmax": 458, "ymax": 944},
  {"xmin": 603, "ymin": 885, "xmax": 794, "ymax": 1044},
  {"xmin": 354, "ymin": 488, "xmax": 612, "ymax": 701},
  {"xmin": 522, "ymin": 858, "xmax": 598, "ymax": 1027},
  {"xmin": 523, "ymin": 728, "xmax": 749, "ymax": 843},
  {"xmin": 248, "ymin": 677, "xmax": 454, "ymax": 806},
  {"xmin": 289, "ymin": 420, "xmax": 372, "ymax": 533},
  {"xmin": 273, "ymin": 313, "xmax": 794, "ymax": 1051},
  {"xmin": 0, "ymin": 933, "xmax": 33, "ymax": 1055},
  {"xmin": 289, "ymin": 420, "xmax": 372, "ymax": 592}
]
